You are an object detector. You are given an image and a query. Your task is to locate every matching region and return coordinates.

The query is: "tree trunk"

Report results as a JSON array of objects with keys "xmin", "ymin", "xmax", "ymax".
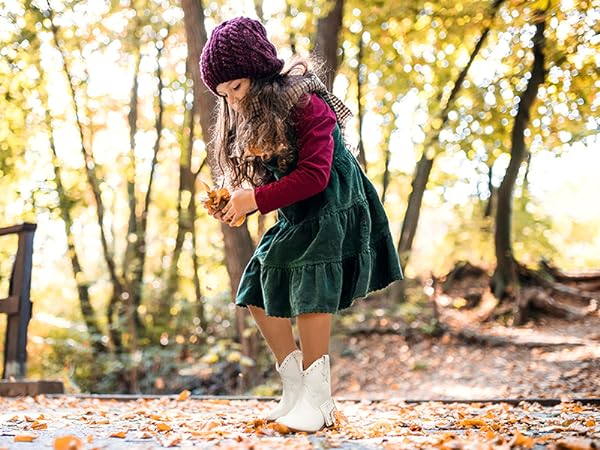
[
  {"xmin": 314, "ymin": 0, "xmax": 344, "ymax": 90},
  {"xmin": 493, "ymin": 15, "xmax": 547, "ymax": 300},
  {"xmin": 380, "ymin": 126, "xmax": 393, "ymax": 205},
  {"xmin": 181, "ymin": 0, "xmax": 259, "ymax": 390},
  {"xmin": 397, "ymin": 0, "xmax": 504, "ymax": 270},
  {"xmin": 45, "ymin": 111, "xmax": 107, "ymax": 356},
  {"xmin": 356, "ymin": 34, "xmax": 367, "ymax": 172},
  {"xmin": 397, "ymin": 155, "xmax": 433, "ymax": 267},
  {"xmin": 484, "ymin": 162, "xmax": 494, "ymax": 218}
]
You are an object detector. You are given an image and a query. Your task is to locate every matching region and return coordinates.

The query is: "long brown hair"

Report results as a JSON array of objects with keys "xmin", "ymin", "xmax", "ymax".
[{"xmin": 209, "ymin": 56, "xmax": 325, "ymax": 189}]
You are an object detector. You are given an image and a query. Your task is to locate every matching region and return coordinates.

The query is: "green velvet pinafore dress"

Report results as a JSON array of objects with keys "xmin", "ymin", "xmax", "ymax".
[{"xmin": 236, "ymin": 123, "xmax": 403, "ymax": 318}]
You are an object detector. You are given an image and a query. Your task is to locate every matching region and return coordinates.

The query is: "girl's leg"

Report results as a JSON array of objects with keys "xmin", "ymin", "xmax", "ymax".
[
  {"xmin": 247, "ymin": 305, "xmax": 298, "ymax": 364},
  {"xmin": 247, "ymin": 305, "xmax": 302, "ymax": 421},
  {"xmin": 296, "ymin": 313, "xmax": 332, "ymax": 369}
]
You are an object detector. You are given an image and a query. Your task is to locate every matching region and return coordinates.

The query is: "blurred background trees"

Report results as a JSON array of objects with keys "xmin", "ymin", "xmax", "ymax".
[{"xmin": 0, "ymin": 0, "xmax": 598, "ymax": 394}]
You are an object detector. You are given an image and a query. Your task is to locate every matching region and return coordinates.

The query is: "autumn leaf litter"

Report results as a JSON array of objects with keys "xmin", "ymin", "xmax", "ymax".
[{"xmin": 0, "ymin": 393, "xmax": 598, "ymax": 449}]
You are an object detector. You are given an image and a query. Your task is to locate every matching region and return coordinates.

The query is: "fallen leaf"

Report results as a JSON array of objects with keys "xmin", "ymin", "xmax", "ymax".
[
  {"xmin": 178, "ymin": 390, "xmax": 191, "ymax": 401},
  {"xmin": 268, "ymin": 422, "xmax": 291, "ymax": 435},
  {"xmin": 551, "ymin": 438, "xmax": 596, "ymax": 450},
  {"xmin": 509, "ymin": 430, "xmax": 535, "ymax": 449},
  {"xmin": 457, "ymin": 417, "xmax": 488, "ymax": 428},
  {"xmin": 54, "ymin": 435, "xmax": 83, "ymax": 450},
  {"xmin": 110, "ymin": 430, "xmax": 128, "ymax": 438},
  {"xmin": 584, "ymin": 418, "xmax": 595, "ymax": 427},
  {"xmin": 30, "ymin": 420, "xmax": 48, "ymax": 430},
  {"xmin": 163, "ymin": 436, "xmax": 182, "ymax": 447},
  {"xmin": 156, "ymin": 422, "xmax": 172, "ymax": 432},
  {"xmin": 15, "ymin": 433, "xmax": 38, "ymax": 442}
]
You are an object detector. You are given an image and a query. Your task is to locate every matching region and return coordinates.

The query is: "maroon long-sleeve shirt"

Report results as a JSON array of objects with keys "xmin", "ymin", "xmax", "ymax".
[{"xmin": 254, "ymin": 94, "xmax": 337, "ymax": 214}]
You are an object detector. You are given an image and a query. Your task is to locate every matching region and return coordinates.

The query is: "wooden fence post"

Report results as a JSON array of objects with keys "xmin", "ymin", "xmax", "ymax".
[{"xmin": 1, "ymin": 223, "xmax": 36, "ymax": 379}]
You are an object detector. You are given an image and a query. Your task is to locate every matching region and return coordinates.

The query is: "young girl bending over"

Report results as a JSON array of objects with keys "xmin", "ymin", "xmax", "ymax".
[{"xmin": 200, "ymin": 16, "xmax": 403, "ymax": 432}]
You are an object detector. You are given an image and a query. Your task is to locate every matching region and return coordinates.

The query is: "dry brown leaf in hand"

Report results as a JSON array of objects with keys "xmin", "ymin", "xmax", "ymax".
[
  {"xmin": 54, "ymin": 435, "xmax": 83, "ymax": 450},
  {"xmin": 201, "ymin": 184, "xmax": 246, "ymax": 227},
  {"xmin": 197, "ymin": 178, "xmax": 211, "ymax": 192}
]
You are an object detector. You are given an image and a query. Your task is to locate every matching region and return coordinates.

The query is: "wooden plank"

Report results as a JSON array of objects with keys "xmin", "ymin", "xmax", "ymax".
[
  {"xmin": 0, "ymin": 380, "xmax": 64, "ymax": 397},
  {"xmin": 42, "ymin": 394, "xmax": 600, "ymax": 406},
  {"xmin": 0, "ymin": 223, "xmax": 37, "ymax": 237},
  {"xmin": 0, "ymin": 296, "xmax": 19, "ymax": 314}
]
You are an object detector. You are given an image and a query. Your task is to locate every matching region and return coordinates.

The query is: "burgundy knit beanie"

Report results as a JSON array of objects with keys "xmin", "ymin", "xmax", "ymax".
[{"xmin": 200, "ymin": 17, "xmax": 284, "ymax": 95}]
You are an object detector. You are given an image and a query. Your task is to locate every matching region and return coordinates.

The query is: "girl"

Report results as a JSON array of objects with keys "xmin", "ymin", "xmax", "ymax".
[{"xmin": 200, "ymin": 16, "xmax": 403, "ymax": 432}]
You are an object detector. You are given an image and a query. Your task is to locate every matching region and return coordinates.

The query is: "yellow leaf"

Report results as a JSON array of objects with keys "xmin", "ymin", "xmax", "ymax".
[
  {"xmin": 268, "ymin": 422, "xmax": 291, "ymax": 434},
  {"xmin": 585, "ymin": 419, "xmax": 596, "ymax": 427},
  {"xmin": 510, "ymin": 430, "xmax": 535, "ymax": 449},
  {"xmin": 177, "ymin": 390, "xmax": 191, "ymax": 401},
  {"xmin": 54, "ymin": 435, "xmax": 83, "ymax": 450},
  {"xmin": 110, "ymin": 431, "xmax": 128, "ymax": 438},
  {"xmin": 31, "ymin": 420, "xmax": 48, "ymax": 430},
  {"xmin": 164, "ymin": 437, "xmax": 181, "ymax": 447},
  {"xmin": 457, "ymin": 417, "xmax": 488, "ymax": 428},
  {"xmin": 156, "ymin": 422, "xmax": 172, "ymax": 432},
  {"xmin": 201, "ymin": 420, "xmax": 221, "ymax": 431},
  {"xmin": 15, "ymin": 434, "xmax": 38, "ymax": 442}
]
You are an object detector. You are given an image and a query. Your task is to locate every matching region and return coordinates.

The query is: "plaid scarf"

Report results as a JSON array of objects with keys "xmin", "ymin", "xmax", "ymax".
[{"xmin": 247, "ymin": 72, "xmax": 358, "ymax": 158}]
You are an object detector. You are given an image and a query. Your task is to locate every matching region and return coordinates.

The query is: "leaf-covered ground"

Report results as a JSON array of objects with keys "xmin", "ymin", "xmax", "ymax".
[
  {"xmin": 2, "ymin": 281, "xmax": 599, "ymax": 449},
  {"xmin": 0, "ymin": 394, "xmax": 599, "ymax": 449},
  {"xmin": 330, "ymin": 315, "xmax": 600, "ymax": 401}
]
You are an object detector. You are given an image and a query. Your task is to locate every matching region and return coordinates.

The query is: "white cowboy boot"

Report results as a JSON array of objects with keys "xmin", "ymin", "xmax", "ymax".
[
  {"xmin": 276, "ymin": 354, "xmax": 337, "ymax": 432},
  {"xmin": 266, "ymin": 349, "xmax": 303, "ymax": 421}
]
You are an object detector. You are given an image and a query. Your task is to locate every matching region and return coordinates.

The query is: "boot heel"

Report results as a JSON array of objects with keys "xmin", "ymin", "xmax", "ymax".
[{"xmin": 319, "ymin": 398, "xmax": 337, "ymax": 427}]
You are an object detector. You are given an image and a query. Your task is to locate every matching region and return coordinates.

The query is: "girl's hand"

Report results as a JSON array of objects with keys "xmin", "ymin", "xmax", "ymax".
[{"xmin": 222, "ymin": 189, "xmax": 258, "ymax": 226}]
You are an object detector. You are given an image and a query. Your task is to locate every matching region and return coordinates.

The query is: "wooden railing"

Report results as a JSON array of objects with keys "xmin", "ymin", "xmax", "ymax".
[{"xmin": 0, "ymin": 223, "xmax": 36, "ymax": 380}]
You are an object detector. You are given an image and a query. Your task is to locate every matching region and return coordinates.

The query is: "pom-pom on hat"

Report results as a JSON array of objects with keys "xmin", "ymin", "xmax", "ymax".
[{"xmin": 200, "ymin": 17, "xmax": 284, "ymax": 95}]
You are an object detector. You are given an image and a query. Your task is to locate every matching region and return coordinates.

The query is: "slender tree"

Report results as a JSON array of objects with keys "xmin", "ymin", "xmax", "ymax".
[
  {"xmin": 397, "ymin": 0, "xmax": 505, "ymax": 269},
  {"xmin": 493, "ymin": 8, "xmax": 547, "ymax": 301},
  {"xmin": 181, "ymin": 0, "xmax": 259, "ymax": 389}
]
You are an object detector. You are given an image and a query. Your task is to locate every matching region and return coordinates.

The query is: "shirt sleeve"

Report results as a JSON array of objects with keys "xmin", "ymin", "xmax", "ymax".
[{"xmin": 254, "ymin": 93, "xmax": 337, "ymax": 214}]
